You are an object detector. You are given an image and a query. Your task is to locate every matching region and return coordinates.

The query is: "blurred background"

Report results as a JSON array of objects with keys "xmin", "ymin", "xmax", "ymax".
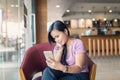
[{"xmin": 0, "ymin": 0, "xmax": 120, "ymax": 80}]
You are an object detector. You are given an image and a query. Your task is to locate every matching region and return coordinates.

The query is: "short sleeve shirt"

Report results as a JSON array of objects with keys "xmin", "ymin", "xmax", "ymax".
[{"xmin": 54, "ymin": 39, "xmax": 88, "ymax": 72}]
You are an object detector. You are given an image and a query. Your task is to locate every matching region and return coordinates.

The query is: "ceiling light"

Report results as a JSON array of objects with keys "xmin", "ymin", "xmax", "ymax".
[
  {"xmin": 92, "ymin": 18, "xmax": 95, "ymax": 21},
  {"xmin": 88, "ymin": 10, "xmax": 92, "ymax": 13},
  {"xmin": 114, "ymin": 19, "xmax": 117, "ymax": 22},
  {"xmin": 11, "ymin": 4, "xmax": 19, "ymax": 8},
  {"xmin": 109, "ymin": 10, "xmax": 112, "ymax": 13},
  {"xmin": 103, "ymin": 18, "xmax": 106, "ymax": 21},
  {"xmin": 56, "ymin": 5, "xmax": 60, "ymax": 8},
  {"xmin": 15, "ymin": 5, "xmax": 19, "ymax": 7},
  {"xmin": 11, "ymin": 5, "xmax": 15, "ymax": 7},
  {"xmin": 81, "ymin": 18, "xmax": 84, "ymax": 21},
  {"xmin": 66, "ymin": 10, "xmax": 70, "ymax": 12}
]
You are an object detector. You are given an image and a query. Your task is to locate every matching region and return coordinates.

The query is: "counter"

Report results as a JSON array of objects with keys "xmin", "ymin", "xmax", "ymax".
[{"xmin": 80, "ymin": 35, "xmax": 120, "ymax": 57}]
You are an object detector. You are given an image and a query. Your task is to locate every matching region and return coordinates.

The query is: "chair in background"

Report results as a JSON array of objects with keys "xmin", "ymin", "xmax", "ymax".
[{"xmin": 19, "ymin": 42, "xmax": 97, "ymax": 80}]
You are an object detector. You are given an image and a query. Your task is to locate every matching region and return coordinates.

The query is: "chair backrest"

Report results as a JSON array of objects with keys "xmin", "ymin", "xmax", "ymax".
[
  {"xmin": 87, "ymin": 57, "xmax": 97, "ymax": 80},
  {"xmin": 20, "ymin": 42, "xmax": 54, "ymax": 80}
]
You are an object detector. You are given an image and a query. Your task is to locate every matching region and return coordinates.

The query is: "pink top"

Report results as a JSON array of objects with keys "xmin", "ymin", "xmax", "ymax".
[{"xmin": 54, "ymin": 39, "xmax": 89, "ymax": 72}]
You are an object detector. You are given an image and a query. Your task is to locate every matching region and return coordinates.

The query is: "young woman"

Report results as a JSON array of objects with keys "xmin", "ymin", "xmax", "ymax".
[{"xmin": 42, "ymin": 20, "xmax": 90, "ymax": 80}]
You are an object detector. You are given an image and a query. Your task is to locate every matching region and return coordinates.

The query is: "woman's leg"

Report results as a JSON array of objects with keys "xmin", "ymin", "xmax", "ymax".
[
  {"xmin": 41, "ymin": 67, "xmax": 65, "ymax": 80},
  {"xmin": 78, "ymin": 72, "xmax": 89, "ymax": 80},
  {"xmin": 59, "ymin": 75, "xmax": 78, "ymax": 80},
  {"xmin": 58, "ymin": 72, "xmax": 89, "ymax": 80}
]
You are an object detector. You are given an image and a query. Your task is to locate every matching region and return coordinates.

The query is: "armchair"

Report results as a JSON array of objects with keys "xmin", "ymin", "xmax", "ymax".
[
  {"xmin": 19, "ymin": 42, "xmax": 96, "ymax": 80},
  {"xmin": 19, "ymin": 42, "xmax": 53, "ymax": 80}
]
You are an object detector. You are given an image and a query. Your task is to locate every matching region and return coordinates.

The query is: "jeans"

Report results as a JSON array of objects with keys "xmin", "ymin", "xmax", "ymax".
[{"xmin": 41, "ymin": 67, "xmax": 89, "ymax": 80}]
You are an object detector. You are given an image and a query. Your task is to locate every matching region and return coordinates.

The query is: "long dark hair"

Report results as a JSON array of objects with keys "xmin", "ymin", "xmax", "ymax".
[
  {"xmin": 48, "ymin": 20, "xmax": 70, "ymax": 44},
  {"xmin": 48, "ymin": 20, "xmax": 70, "ymax": 65}
]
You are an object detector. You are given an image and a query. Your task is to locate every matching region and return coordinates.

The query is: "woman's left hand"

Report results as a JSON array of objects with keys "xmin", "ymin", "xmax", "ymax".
[{"xmin": 46, "ymin": 57, "xmax": 62, "ymax": 70}]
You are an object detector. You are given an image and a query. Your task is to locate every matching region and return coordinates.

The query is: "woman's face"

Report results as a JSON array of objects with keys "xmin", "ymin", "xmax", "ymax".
[{"xmin": 51, "ymin": 29, "xmax": 68, "ymax": 46}]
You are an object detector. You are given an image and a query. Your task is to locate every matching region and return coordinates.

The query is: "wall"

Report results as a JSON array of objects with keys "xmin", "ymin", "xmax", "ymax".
[
  {"xmin": 24, "ymin": 0, "xmax": 33, "ymax": 49},
  {"xmin": 35, "ymin": 0, "xmax": 47, "ymax": 43},
  {"xmin": 24, "ymin": 0, "xmax": 47, "ymax": 48}
]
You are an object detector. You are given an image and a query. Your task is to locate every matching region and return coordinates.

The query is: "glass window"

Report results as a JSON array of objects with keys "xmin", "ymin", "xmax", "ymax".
[{"xmin": 0, "ymin": 0, "xmax": 25, "ymax": 64}]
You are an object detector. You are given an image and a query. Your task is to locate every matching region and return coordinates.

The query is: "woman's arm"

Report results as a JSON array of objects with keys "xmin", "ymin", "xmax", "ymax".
[
  {"xmin": 46, "ymin": 53, "xmax": 86, "ymax": 74},
  {"xmin": 46, "ymin": 44, "xmax": 65, "ymax": 70},
  {"xmin": 53, "ymin": 46, "xmax": 63, "ymax": 62},
  {"xmin": 65, "ymin": 53, "xmax": 86, "ymax": 73}
]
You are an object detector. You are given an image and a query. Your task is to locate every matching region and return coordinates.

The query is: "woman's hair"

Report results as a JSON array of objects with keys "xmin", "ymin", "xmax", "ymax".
[
  {"xmin": 48, "ymin": 20, "xmax": 69, "ymax": 65},
  {"xmin": 48, "ymin": 20, "xmax": 70, "ymax": 44}
]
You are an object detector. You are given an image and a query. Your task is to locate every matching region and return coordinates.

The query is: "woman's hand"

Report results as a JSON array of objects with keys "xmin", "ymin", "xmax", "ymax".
[
  {"xmin": 53, "ymin": 43, "xmax": 64, "ymax": 62},
  {"xmin": 56, "ymin": 43, "xmax": 63, "ymax": 47},
  {"xmin": 46, "ymin": 57, "xmax": 62, "ymax": 70}
]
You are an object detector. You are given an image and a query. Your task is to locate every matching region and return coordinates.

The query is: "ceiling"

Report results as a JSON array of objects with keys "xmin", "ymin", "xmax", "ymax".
[
  {"xmin": 47, "ymin": 0, "xmax": 120, "ymax": 22},
  {"xmin": 1, "ymin": 0, "xmax": 120, "ymax": 22}
]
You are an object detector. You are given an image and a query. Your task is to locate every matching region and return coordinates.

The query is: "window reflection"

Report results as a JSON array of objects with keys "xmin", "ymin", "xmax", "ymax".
[{"xmin": 0, "ymin": 0, "xmax": 25, "ymax": 63}]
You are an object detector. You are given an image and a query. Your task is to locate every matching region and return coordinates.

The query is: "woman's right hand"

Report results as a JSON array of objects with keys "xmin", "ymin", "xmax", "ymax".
[
  {"xmin": 54, "ymin": 43, "xmax": 64, "ymax": 62},
  {"xmin": 46, "ymin": 57, "xmax": 62, "ymax": 71},
  {"xmin": 56, "ymin": 43, "xmax": 63, "ymax": 47}
]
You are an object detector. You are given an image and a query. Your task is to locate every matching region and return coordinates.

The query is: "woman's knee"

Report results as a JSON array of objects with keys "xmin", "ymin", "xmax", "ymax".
[
  {"xmin": 42, "ymin": 67, "xmax": 57, "ymax": 80},
  {"xmin": 43, "ymin": 67, "xmax": 50, "ymax": 73}
]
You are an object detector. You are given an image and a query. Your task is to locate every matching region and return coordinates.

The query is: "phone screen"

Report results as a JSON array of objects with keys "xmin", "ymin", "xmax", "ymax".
[{"xmin": 43, "ymin": 51, "xmax": 53, "ymax": 58}]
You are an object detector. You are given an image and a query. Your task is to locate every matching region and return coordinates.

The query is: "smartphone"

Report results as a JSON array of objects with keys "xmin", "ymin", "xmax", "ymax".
[{"xmin": 43, "ymin": 51, "xmax": 53, "ymax": 59}]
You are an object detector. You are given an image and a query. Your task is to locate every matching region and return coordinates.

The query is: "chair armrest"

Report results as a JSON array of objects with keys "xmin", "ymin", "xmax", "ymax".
[
  {"xmin": 32, "ymin": 71, "xmax": 43, "ymax": 80},
  {"xmin": 20, "ymin": 68, "xmax": 26, "ymax": 80}
]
